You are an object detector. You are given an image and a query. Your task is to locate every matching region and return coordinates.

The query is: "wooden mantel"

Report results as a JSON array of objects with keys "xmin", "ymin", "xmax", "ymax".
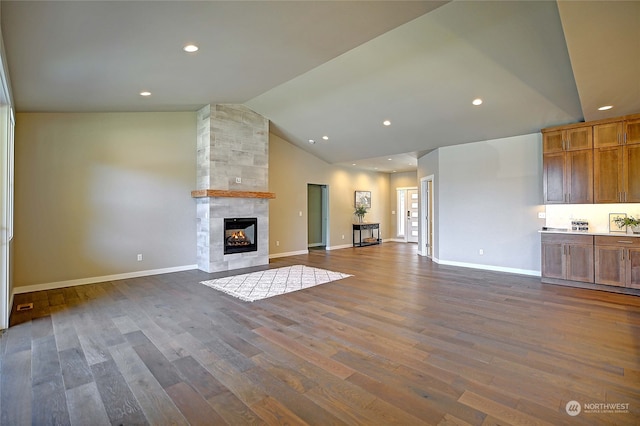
[{"xmin": 191, "ymin": 189, "xmax": 276, "ymax": 199}]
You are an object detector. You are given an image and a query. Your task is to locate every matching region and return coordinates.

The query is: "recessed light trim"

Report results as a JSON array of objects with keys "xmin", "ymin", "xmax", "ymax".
[
  {"xmin": 183, "ymin": 44, "xmax": 199, "ymax": 53},
  {"xmin": 139, "ymin": 91, "xmax": 151, "ymax": 97},
  {"xmin": 308, "ymin": 139, "xmax": 315, "ymax": 144},
  {"xmin": 472, "ymin": 98, "xmax": 483, "ymax": 106},
  {"xmin": 322, "ymin": 136, "xmax": 329, "ymax": 140},
  {"xmin": 598, "ymin": 105, "xmax": 613, "ymax": 111},
  {"xmin": 383, "ymin": 120, "xmax": 391, "ymax": 126}
]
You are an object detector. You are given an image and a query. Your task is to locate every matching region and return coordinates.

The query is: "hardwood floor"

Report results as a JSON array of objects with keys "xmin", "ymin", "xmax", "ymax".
[{"xmin": 1, "ymin": 242, "xmax": 639, "ymax": 425}]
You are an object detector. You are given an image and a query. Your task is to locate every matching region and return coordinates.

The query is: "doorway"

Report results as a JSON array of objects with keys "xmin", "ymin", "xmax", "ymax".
[
  {"xmin": 406, "ymin": 189, "xmax": 419, "ymax": 243},
  {"xmin": 307, "ymin": 184, "xmax": 328, "ymax": 249},
  {"xmin": 396, "ymin": 187, "xmax": 418, "ymax": 243},
  {"xmin": 420, "ymin": 176, "xmax": 434, "ymax": 257}
]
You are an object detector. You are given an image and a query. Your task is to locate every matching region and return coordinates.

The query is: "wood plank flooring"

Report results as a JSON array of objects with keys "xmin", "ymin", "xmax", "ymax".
[{"xmin": 1, "ymin": 242, "xmax": 639, "ymax": 425}]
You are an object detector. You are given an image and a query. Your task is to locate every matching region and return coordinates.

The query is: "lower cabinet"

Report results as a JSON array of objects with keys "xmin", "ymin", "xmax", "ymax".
[
  {"xmin": 541, "ymin": 234, "xmax": 594, "ymax": 283},
  {"xmin": 595, "ymin": 236, "xmax": 640, "ymax": 289}
]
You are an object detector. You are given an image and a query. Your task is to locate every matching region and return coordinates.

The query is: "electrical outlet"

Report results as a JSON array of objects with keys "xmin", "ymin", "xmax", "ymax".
[
  {"xmin": 478, "ymin": 249, "xmax": 484, "ymax": 255},
  {"xmin": 299, "ymin": 211, "xmax": 302, "ymax": 217},
  {"xmin": 342, "ymin": 234, "xmax": 345, "ymax": 239},
  {"xmin": 235, "ymin": 177, "xmax": 241, "ymax": 184},
  {"xmin": 137, "ymin": 254, "xmax": 143, "ymax": 261},
  {"xmin": 276, "ymin": 240, "xmax": 280, "ymax": 246},
  {"xmin": 538, "ymin": 212, "xmax": 546, "ymax": 219}
]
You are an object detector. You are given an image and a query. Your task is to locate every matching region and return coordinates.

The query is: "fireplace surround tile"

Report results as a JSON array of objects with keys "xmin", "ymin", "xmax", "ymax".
[{"xmin": 195, "ymin": 104, "xmax": 271, "ymax": 273}]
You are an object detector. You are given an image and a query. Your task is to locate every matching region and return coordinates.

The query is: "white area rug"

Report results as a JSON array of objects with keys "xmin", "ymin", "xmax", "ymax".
[{"xmin": 200, "ymin": 265, "xmax": 352, "ymax": 302}]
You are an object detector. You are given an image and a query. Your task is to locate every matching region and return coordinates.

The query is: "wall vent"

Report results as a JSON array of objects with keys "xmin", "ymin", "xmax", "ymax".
[{"xmin": 16, "ymin": 303, "xmax": 34, "ymax": 312}]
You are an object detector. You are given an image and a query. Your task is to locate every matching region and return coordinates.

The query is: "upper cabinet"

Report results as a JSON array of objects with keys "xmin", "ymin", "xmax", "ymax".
[
  {"xmin": 542, "ymin": 125, "xmax": 593, "ymax": 204},
  {"xmin": 543, "ymin": 126, "xmax": 592, "ymax": 153},
  {"xmin": 625, "ymin": 117, "xmax": 640, "ymax": 145},
  {"xmin": 543, "ymin": 112, "xmax": 640, "ymax": 204},
  {"xmin": 593, "ymin": 116, "xmax": 640, "ymax": 203}
]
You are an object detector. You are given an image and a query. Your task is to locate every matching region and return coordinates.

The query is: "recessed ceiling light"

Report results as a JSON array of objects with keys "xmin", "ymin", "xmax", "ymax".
[
  {"xmin": 388, "ymin": 158, "xmax": 392, "ymax": 161},
  {"xmin": 139, "ymin": 91, "xmax": 151, "ymax": 97},
  {"xmin": 472, "ymin": 98, "xmax": 483, "ymax": 106},
  {"xmin": 598, "ymin": 105, "xmax": 613, "ymax": 111},
  {"xmin": 308, "ymin": 139, "xmax": 315, "ymax": 144},
  {"xmin": 322, "ymin": 136, "xmax": 329, "ymax": 140},
  {"xmin": 392, "ymin": 170, "xmax": 397, "ymax": 173},
  {"xmin": 352, "ymin": 163, "xmax": 356, "ymax": 166},
  {"xmin": 383, "ymin": 120, "xmax": 391, "ymax": 126},
  {"xmin": 183, "ymin": 44, "xmax": 199, "ymax": 53}
]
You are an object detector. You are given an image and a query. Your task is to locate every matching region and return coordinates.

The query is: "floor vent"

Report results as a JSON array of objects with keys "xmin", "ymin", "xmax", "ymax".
[{"xmin": 16, "ymin": 303, "xmax": 34, "ymax": 312}]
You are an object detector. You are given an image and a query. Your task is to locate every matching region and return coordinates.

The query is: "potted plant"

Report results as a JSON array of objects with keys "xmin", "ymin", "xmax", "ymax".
[
  {"xmin": 613, "ymin": 216, "xmax": 640, "ymax": 234},
  {"xmin": 354, "ymin": 205, "xmax": 368, "ymax": 223}
]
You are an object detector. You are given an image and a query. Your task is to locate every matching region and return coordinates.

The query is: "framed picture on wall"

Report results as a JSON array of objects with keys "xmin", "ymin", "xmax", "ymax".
[
  {"xmin": 609, "ymin": 213, "xmax": 627, "ymax": 233},
  {"xmin": 355, "ymin": 191, "xmax": 371, "ymax": 208}
]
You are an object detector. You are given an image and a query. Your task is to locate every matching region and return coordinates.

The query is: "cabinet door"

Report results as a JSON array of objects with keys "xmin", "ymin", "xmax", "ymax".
[
  {"xmin": 594, "ymin": 122, "xmax": 622, "ymax": 148},
  {"xmin": 566, "ymin": 244, "xmax": 594, "ymax": 283},
  {"xmin": 623, "ymin": 144, "xmax": 640, "ymax": 202},
  {"xmin": 594, "ymin": 146, "xmax": 623, "ymax": 203},
  {"xmin": 566, "ymin": 126, "xmax": 593, "ymax": 151},
  {"xmin": 541, "ymin": 241, "xmax": 564, "ymax": 279},
  {"xmin": 624, "ymin": 118, "xmax": 640, "ymax": 145},
  {"xmin": 595, "ymin": 246, "xmax": 625, "ymax": 287},
  {"xmin": 627, "ymin": 248, "xmax": 640, "ymax": 289},
  {"xmin": 543, "ymin": 130, "xmax": 564, "ymax": 153},
  {"xmin": 543, "ymin": 152, "xmax": 566, "ymax": 204},
  {"xmin": 566, "ymin": 150, "xmax": 593, "ymax": 204}
]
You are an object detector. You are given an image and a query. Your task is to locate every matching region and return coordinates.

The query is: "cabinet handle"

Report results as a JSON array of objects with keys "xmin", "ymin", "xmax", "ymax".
[
  {"xmin": 624, "ymin": 132, "xmax": 627, "ymax": 145},
  {"xmin": 617, "ymin": 241, "xmax": 633, "ymax": 244}
]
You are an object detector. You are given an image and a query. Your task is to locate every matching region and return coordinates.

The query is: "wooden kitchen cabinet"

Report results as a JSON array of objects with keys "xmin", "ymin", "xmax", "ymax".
[
  {"xmin": 624, "ymin": 117, "xmax": 640, "ymax": 145},
  {"xmin": 543, "ymin": 149, "xmax": 593, "ymax": 204},
  {"xmin": 543, "ymin": 126, "xmax": 592, "ymax": 153},
  {"xmin": 595, "ymin": 236, "xmax": 640, "ymax": 288},
  {"xmin": 541, "ymin": 234, "xmax": 594, "ymax": 283},
  {"xmin": 594, "ymin": 121, "xmax": 623, "ymax": 147},
  {"xmin": 594, "ymin": 127, "xmax": 640, "ymax": 203}
]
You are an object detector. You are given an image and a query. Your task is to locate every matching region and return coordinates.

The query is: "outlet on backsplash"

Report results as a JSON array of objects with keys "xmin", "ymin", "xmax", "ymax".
[{"xmin": 544, "ymin": 204, "xmax": 640, "ymax": 233}]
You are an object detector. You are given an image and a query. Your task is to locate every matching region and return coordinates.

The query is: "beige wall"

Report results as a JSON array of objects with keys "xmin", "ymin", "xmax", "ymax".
[
  {"xmin": 14, "ymin": 112, "xmax": 197, "ymax": 288},
  {"xmin": 12, "ymin": 113, "xmax": 401, "ymax": 288},
  {"xmin": 269, "ymin": 133, "xmax": 391, "ymax": 254}
]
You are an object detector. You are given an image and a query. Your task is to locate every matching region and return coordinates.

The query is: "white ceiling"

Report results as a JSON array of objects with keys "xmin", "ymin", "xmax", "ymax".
[{"xmin": 2, "ymin": 1, "xmax": 639, "ymax": 173}]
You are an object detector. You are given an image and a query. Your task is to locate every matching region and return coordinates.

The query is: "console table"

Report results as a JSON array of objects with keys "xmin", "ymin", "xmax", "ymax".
[{"xmin": 353, "ymin": 223, "xmax": 381, "ymax": 247}]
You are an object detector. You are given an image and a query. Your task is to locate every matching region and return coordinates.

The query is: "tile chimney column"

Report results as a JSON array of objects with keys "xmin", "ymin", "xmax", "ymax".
[{"xmin": 194, "ymin": 104, "xmax": 273, "ymax": 272}]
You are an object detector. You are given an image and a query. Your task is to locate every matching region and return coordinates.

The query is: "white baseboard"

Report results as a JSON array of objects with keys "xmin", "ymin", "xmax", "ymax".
[
  {"xmin": 12, "ymin": 264, "xmax": 199, "ymax": 295},
  {"xmin": 432, "ymin": 257, "xmax": 540, "ymax": 277},
  {"xmin": 269, "ymin": 249, "xmax": 308, "ymax": 259},
  {"xmin": 326, "ymin": 243, "xmax": 352, "ymax": 251}
]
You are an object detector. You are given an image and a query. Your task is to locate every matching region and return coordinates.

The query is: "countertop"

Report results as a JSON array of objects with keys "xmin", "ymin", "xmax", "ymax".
[{"xmin": 539, "ymin": 228, "xmax": 640, "ymax": 238}]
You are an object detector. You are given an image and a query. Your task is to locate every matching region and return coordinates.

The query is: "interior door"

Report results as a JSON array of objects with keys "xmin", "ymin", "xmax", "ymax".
[{"xmin": 407, "ymin": 189, "xmax": 419, "ymax": 243}]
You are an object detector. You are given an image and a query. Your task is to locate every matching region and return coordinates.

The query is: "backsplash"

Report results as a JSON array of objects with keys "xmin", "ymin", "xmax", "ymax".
[{"xmin": 545, "ymin": 204, "xmax": 640, "ymax": 233}]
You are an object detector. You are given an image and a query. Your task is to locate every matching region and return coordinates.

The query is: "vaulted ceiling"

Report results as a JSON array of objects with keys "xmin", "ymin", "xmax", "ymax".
[{"xmin": 2, "ymin": 1, "xmax": 638, "ymax": 172}]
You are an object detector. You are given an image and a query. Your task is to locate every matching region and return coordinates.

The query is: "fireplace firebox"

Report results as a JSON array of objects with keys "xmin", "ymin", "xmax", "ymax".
[{"xmin": 224, "ymin": 218, "xmax": 257, "ymax": 254}]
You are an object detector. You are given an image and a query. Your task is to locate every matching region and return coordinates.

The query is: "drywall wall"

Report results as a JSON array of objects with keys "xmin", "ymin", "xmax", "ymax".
[
  {"xmin": 419, "ymin": 133, "xmax": 543, "ymax": 274},
  {"xmin": 13, "ymin": 112, "xmax": 197, "ymax": 288},
  {"xmin": 269, "ymin": 133, "xmax": 390, "ymax": 254}
]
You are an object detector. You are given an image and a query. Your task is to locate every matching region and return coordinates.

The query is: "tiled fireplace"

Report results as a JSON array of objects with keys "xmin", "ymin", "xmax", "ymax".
[{"xmin": 193, "ymin": 104, "xmax": 274, "ymax": 273}]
